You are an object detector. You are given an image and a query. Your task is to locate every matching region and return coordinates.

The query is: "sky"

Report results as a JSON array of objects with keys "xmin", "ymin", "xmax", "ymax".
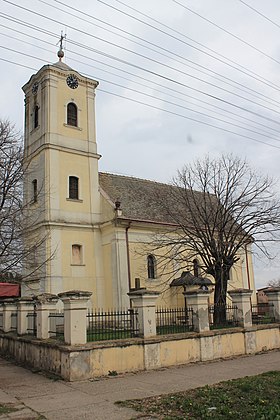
[{"xmin": 1, "ymin": 0, "xmax": 280, "ymax": 288}]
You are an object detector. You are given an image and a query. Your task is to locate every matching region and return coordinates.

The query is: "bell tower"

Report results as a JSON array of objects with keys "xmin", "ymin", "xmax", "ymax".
[{"xmin": 22, "ymin": 45, "xmax": 102, "ymax": 297}]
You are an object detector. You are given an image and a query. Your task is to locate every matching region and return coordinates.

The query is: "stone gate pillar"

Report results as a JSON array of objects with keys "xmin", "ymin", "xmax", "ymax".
[
  {"xmin": 183, "ymin": 290, "xmax": 210, "ymax": 332},
  {"xmin": 228, "ymin": 289, "xmax": 253, "ymax": 327},
  {"xmin": 58, "ymin": 290, "xmax": 92, "ymax": 345},
  {"xmin": 264, "ymin": 287, "xmax": 280, "ymax": 322},
  {"xmin": 128, "ymin": 290, "xmax": 160, "ymax": 338}
]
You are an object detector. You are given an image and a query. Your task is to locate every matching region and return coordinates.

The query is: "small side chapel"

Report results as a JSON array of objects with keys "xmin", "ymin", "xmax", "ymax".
[{"xmin": 22, "ymin": 50, "xmax": 255, "ymax": 308}]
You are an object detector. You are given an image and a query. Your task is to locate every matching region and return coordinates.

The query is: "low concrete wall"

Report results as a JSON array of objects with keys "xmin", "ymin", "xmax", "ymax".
[{"xmin": 0, "ymin": 324, "xmax": 279, "ymax": 381}]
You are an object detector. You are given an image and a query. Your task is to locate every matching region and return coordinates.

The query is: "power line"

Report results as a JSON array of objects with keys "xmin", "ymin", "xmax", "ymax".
[
  {"xmin": 2, "ymin": 7, "xmax": 280, "ymax": 129},
  {"xmin": 3, "ymin": 0, "xmax": 280, "ymax": 114},
  {"xmin": 2, "ymin": 54, "xmax": 280, "ymax": 150},
  {"xmin": 67, "ymin": 38, "xmax": 280, "ymax": 122},
  {"xmin": 41, "ymin": 0, "xmax": 280, "ymax": 108},
  {"xmin": 0, "ymin": 57, "xmax": 36, "ymax": 71},
  {"xmin": 98, "ymin": 89, "xmax": 280, "ymax": 150},
  {"xmin": 99, "ymin": 0, "xmax": 280, "ymax": 92},
  {"xmin": 2, "ymin": 23, "xmax": 280, "ymax": 138},
  {"xmin": 1, "ymin": 2, "xmax": 276, "ymax": 146},
  {"xmin": 8, "ymin": 25, "xmax": 280, "ymax": 139},
  {"xmin": 172, "ymin": 0, "xmax": 280, "ymax": 67},
  {"xmin": 237, "ymin": 0, "xmax": 280, "ymax": 30},
  {"xmin": 95, "ymin": 77, "xmax": 280, "ymax": 142},
  {"xmin": 3, "ymin": 41, "xmax": 279, "ymax": 142}
]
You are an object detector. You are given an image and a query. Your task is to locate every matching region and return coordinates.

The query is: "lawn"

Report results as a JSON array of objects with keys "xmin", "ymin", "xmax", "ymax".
[
  {"xmin": 117, "ymin": 371, "xmax": 280, "ymax": 419},
  {"xmin": 0, "ymin": 404, "xmax": 18, "ymax": 415}
]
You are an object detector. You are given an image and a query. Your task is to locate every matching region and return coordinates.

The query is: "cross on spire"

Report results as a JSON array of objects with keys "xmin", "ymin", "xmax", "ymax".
[{"xmin": 57, "ymin": 31, "xmax": 66, "ymax": 61}]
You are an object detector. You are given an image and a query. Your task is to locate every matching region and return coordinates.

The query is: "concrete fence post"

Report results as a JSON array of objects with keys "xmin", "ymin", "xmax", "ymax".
[
  {"xmin": 228, "ymin": 289, "xmax": 253, "ymax": 327},
  {"xmin": 128, "ymin": 290, "xmax": 160, "ymax": 338},
  {"xmin": 264, "ymin": 287, "xmax": 280, "ymax": 322},
  {"xmin": 17, "ymin": 297, "xmax": 35, "ymax": 335},
  {"xmin": 3, "ymin": 299, "xmax": 18, "ymax": 333},
  {"xmin": 58, "ymin": 290, "xmax": 92, "ymax": 345},
  {"xmin": 34, "ymin": 293, "xmax": 59, "ymax": 339},
  {"xmin": 183, "ymin": 291, "xmax": 210, "ymax": 332}
]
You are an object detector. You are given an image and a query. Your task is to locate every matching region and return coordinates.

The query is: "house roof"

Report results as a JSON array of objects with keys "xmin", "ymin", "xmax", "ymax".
[
  {"xmin": 170, "ymin": 271, "xmax": 214, "ymax": 287},
  {"xmin": 99, "ymin": 172, "xmax": 179, "ymax": 224},
  {"xmin": 98, "ymin": 173, "xmax": 251, "ymax": 247}
]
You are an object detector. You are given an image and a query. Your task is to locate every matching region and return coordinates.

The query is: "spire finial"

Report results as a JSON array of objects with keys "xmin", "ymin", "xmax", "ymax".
[{"xmin": 57, "ymin": 31, "xmax": 66, "ymax": 61}]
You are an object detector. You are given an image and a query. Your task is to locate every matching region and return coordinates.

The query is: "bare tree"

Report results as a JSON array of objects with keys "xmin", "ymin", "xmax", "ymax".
[
  {"xmin": 0, "ymin": 119, "xmax": 48, "ymax": 287},
  {"xmin": 268, "ymin": 279, "xmax": 280, "ymax": 287},
  {"xmin": 151, "ymin": 155, "xmax": 280, "ymax": 322}
]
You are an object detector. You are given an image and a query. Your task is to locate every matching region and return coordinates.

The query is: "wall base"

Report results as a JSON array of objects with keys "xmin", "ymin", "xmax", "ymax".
[{"xmin": 0, "ymin": 324, "xmax": 279, "ymax": 381}]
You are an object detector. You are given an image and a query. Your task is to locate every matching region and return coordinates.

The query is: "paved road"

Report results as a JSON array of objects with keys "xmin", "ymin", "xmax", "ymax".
[{"xmin": 0, "ymin": 351, "xmax": 279, "ymax": 419}]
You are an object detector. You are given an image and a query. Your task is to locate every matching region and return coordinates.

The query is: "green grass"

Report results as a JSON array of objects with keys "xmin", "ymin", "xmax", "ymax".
[
  {"xmin": 156, "ymin": 325, "xmax": 193, "ymax": 335},
  {"xmin": 117, "ymin": 371, "xmax": 280, "ymax": 419},
  {"xmin": 87, "ymin": 330, "xmax": 133, "ymax": 342},
  {"xmin": 0, "ymin": 404, "xmax": 19, "ymax": 415}
]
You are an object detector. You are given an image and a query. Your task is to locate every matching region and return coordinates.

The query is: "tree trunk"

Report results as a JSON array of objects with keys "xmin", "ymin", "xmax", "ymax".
[{"xmin": 213, "ymin": 265, "xmax": 229, "ymax": 326}]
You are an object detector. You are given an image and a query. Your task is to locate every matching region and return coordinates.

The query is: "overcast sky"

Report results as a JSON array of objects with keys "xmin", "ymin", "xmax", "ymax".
[{"xmin": 1, "ymin": 0, "xmax": 280, "ymax": 288}]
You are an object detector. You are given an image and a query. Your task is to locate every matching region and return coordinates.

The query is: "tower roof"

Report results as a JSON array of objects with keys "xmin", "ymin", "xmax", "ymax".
[{"xmin": 51, "ymin": 60, "xmax": 74, "ymax": 71}]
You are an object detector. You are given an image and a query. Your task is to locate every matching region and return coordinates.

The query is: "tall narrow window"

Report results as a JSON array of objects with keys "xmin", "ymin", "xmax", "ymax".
[
  {"xmin": 72, "ymin": 244, "xmax": 82, "ymax": 265},
  {"xmin": 34, "ymin": 105, "xmax": 39, "ymax": 129},
  {"xmin": 147, "ymin": 254, "xmax": 156, "ymax": 279},
  {"xmin": 69, "ymin": 176, "xmax": 79, "ymax": 199},
  {"xmin": 67, "ymin": 102, "xmax": 78, "ymax": 127},
  {"xmin": 32, "ymin": 179, "xmax": 38, "ymax": 203},
  {"xmin": 193, "ymin": 259, "xmax": 200, "ymax": 277}
]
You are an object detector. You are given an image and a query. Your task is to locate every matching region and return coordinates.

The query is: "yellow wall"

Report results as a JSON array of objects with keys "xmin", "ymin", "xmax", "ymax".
[{"xmin": 2, "ymin": 325, "xmax": 279, "ymax": 380}]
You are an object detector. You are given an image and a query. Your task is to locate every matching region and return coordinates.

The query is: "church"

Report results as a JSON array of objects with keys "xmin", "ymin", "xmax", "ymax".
[{"xmin": 21, "ymin": 48, "xmax": 255, "ymax": 309}]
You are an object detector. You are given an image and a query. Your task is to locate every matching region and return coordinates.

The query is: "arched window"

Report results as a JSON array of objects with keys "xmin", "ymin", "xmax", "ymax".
[
  {"xmin": 34, "ymin": 105, "xmax": 39, "ymax": 129},
  {"xmin": 32, "ymin": 179, "xmax": 38, "ymax": 203},
  {"xmin": 147, "ymin": 254, "xmax": 156, "ymax": 279},
  {"xmin": 193, "ymin": 259, "xmax": 200, "ymax": 277},
  {"xmin": 72, "ymin": 244, "xmax": 82, "ymax": 265},
  {"xmin": 69, "ymin": 176, "xmax": 79, "ymax": 200},
  {"xmin": 67, "ymin": 102, "xmax": 78, "ymax": 127}
]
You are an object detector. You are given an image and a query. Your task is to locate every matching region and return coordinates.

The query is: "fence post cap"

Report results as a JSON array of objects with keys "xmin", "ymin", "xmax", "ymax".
[
  {"xmin": 228, "ymin": 289, "xmax": 253, "ymax": 295},
  {"xmin": 128, "ymin": 290, "xmax": 160, "ymax": 297},
  {"xmin": 183, "ymin": 290, "xmax": 211, "ymax": 296},
  {"xmin": 58, "ymin": 290, "xmax": 92, "ymax": 299},
  {"xmin": 2, "ymin": 298, "xmax": 19, "ymax": 304},
  {"xmin": 34, "ymin": 293, "xmax": 59, "ymax": 303},
  {"xmin": 17, "ymin": 296, "xmax": 34, "ymax": 302},
  {"xmin": 264, "ymin": 287, "xmax": 280, "ymax": 294}
]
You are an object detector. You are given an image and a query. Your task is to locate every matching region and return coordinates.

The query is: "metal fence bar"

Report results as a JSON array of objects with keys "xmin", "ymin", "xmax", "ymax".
[
  {"xmin": 251, "ymin": 303, "xmax": 275, "ymax": 325},
  {"xmin": 208, "ymin": 304, "xmax": 239, "ymax": 329},
  {"xmin": 156, "ymin": 307, "xmax": 194, "ymax": 335},
  {"xmin": 0, "ymin": 312, "xmax": 3, "ymax": 330},
  {"xmin": 26, "ymin": 309, "xmax": 37, "ymax": 336},
  {"xmin": 87, "ymin": 308, "xmax": 139, "ymax": 342},
  {"xmin": 48, "ymin": 312, "xmax": 64, "ymax": 340},
  {"xmin": 11, "ymin": 312, "xmax": 17, "ymax": 331}
]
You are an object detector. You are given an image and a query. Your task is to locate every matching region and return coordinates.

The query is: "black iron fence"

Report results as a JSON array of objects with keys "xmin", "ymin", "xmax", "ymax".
[
  {"xmin": 87, "ymin": 308, "xmax": 139, "ymax": 342},
  {"xmin": 251, "ymin": 303, "xmax": 275, "ymax": 324},
  {"xmin": 11, "ymin": 312, "xmax": 17, "ymax": 331},
  {"xmin": 0, "ymin": 312, "xmax": 3, "ymax": 330},
  {"xmin": 49, "ymin": 312, "xmax": 64, "ymax": 340},
  {"xmin": 156, "ymin": 307, "xmax": 194, "ymax": 335},
  {"xmin": 208, "ymin": 304, "xmax": 239, "ymax": 329},
  {"xmin": 26, "ymin": 309, "xmax": 37, "ymax": 336}
]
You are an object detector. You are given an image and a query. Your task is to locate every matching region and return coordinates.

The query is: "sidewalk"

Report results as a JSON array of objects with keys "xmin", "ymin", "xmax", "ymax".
[{"xmin": 0, "ymin": 351, "xmax": 279, "ymax": 420}]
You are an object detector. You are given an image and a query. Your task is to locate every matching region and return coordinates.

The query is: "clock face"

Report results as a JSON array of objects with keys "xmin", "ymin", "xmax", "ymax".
[
  {"xmin": 32, "ymin": 82, "xmax": 39, "ymax": 95},
  {"xmin": 66, "ymin": 74, "xmax": 79, "ymax": 89}
]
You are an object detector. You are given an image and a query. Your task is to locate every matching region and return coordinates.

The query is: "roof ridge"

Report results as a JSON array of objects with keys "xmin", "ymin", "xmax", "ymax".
[{"xmin": 99, "ymin": 171, "xmax": 171, "ymax": 187}]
